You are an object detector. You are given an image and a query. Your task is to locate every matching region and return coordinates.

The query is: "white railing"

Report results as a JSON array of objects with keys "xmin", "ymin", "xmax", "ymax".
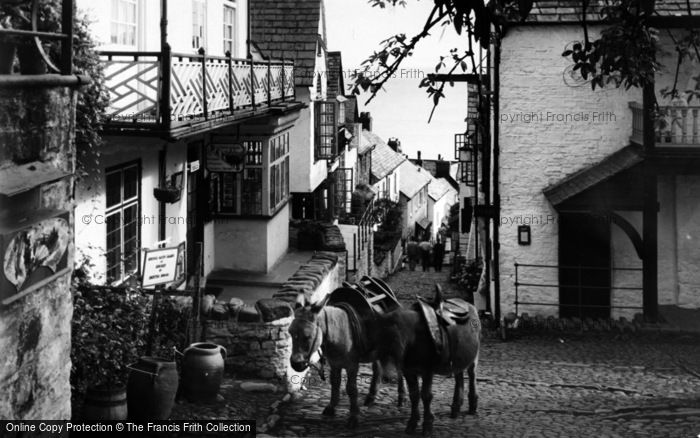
[{"xmin": 630, "ymin": 102, "xmax": 700, "ymax": 147}]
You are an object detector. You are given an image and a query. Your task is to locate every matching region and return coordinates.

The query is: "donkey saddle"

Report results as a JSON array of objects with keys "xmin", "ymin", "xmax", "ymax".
[{"xmin": 413, "ymin": 285, "xmax": 474, "ymax": 355}]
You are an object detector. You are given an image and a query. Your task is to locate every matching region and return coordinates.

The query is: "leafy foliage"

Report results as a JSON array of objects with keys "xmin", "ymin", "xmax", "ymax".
[
  {"xmin": 71, "ymin": 268, "xmax": 192, "ymax": 396},
  {"xmin": 561, "ymin": 0, "xmax": 660, "ymax": 90},
  {"xmin": 371, "ymin": 198, "xmax": 403, "ymax": 233},
  {"xmin": 456, "ymin": 258, "xmax": 483, "ymax": 300},
  {"xmin": 356, "ymin": 0, "xmax": 699, "ymax": 116}
]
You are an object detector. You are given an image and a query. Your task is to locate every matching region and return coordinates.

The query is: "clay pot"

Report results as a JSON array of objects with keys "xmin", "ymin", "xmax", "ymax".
[
  {"xmin": 82, "ymin": 386, "xmax": 128, "ymax": 421},
  {"xmin": 127, "ymin": 356, "xmax": 179, "ymax": 420},
  {"xmin": 181, "ymin": 342, "xmax": 227, "ymax": 402}
]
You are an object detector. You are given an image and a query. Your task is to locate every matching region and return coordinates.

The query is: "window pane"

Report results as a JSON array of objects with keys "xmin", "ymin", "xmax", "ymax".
[
  {"xmin": 106, "ymin": 171, "xmax": 122, "ymax": 208},
  {"xmin": 123, "ymin": 166, "xmax": 138, "ymax": 200}
]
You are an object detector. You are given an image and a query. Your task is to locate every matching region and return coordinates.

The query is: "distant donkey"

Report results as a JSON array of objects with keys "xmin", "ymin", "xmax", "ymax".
[
  {"xmin": 372, "ymin": 285, "xmax": 481, "ymax": 436},
  {"xmin": 288, "ymin": 292, "xmax": 405, "ymax": 428}
]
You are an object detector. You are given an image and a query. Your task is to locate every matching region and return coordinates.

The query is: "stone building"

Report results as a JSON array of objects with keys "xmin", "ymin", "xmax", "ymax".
[
  {"xmin": 468, "ymin": 0, "xmax": 700, "ymax": 322},
  {"xmin": 0, "ymin": 5, "xmax": 83, "ymax": 418}
]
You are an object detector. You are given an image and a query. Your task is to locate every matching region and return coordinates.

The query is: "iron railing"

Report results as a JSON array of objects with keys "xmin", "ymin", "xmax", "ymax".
[
  {"xmin": 347, "ymin": 198, "xmax": 375, "ymax": 274},
  {"xmin": 630, "ymin": 101, "xmax": 700, "ymax": 147},
  {"xmin": 514, "ymin": 263, "xmax": 643, "ymax": 317},
  {"xmin": 100, "ymin": 48, "xmax": 295, "ymax": 129}
]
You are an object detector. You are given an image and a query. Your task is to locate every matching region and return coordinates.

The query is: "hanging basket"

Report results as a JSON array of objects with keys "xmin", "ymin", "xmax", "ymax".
[{"xmin": 153, "ymin": 186, "xmax": 181, "ymax": 204}]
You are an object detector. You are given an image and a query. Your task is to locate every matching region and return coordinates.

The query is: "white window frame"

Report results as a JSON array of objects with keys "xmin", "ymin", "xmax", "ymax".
[
  {"xmin": 223, "ymin": 1, "xmax": 237, "ymax": 57},
  {"xmin": 192, "ymin": 0, "xmax": 207, "ymax": 50},
  {"xmin": 110, "ymin": 0, "xmax": 138, "ymax": 47}
]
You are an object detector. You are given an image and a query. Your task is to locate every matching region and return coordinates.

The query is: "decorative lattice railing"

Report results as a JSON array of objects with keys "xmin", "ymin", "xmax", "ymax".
[
  {"xmin": 630, "ymin": 101, "xmax": 700, "ymax": 147},
  {"xmin": 100, "ymin": 50, "xmax": 295, "ymax": 127}
]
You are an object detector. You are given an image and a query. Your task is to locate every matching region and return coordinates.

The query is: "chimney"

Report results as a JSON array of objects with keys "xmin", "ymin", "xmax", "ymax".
[
  {"xmin": 438, "ymin": 154, "xmax": 442, "ymax": 161},
  {"xmin": 416, "ymin": 150, "xmax": 423, "ymax": 166},
  {"xmin": 436, "ymin": 161, "xmax": 451, "ymax": 179},
  {"xmin": 359, "ymin": 112, "xmax": 373, "ymax": 131},
  {"xmin": 387, "ymin": 137, "xmax": 401, "ymax": 153}
]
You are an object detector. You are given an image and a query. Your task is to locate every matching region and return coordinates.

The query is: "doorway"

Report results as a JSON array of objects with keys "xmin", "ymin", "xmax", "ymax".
[{"xmin": 559, "ymin": 213, "xmax": 611, "ymax": 319}]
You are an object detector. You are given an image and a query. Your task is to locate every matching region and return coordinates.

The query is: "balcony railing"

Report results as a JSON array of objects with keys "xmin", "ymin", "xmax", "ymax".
[
  {"xmin": 100, "ymin": 48, "xmax": 295, "ymax": 132},
  {"xmin": 630, "ymin": 102, "xmax": 700, "ymax": 147}
]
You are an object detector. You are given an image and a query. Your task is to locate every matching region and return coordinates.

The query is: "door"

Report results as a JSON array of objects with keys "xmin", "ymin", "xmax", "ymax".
[
  {"xmin": 559, "ymin": 213, "xmax": 611, "ymax": 319},
  {"xmin": 187, "ymin": 142, "xmax": 204, "ymax": 278}
]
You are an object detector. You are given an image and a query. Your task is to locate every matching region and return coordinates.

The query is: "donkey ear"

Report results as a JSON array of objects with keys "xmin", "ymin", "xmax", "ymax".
[
  {"xmin": 433, "ymin": 284, "xmax": 443, "ymax": 303},
  {"xmin": 294, "ymin": 294, "xmax": 306, "ymax": 309},
  {"xmin": 310, "ymin": 294, "xmax": 330, "ymax": 313}
]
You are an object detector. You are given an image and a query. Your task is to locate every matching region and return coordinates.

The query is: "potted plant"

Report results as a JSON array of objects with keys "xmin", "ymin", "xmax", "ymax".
[
  {"xmin": 153, "ymin": 172, "xmax": 182, "ymax": 204},
  {"xmin": 71, "ymin": 276, "xmax": 150, "ymax": 420}
]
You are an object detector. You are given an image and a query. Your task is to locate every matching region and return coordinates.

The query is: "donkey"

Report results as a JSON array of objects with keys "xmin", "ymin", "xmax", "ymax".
[
  {"xmin": 289, "ymin": 297, "xmax": 405, "ymax": 428},
  {"xmin": 372, "ymin": 285, "xmax": 481, "ymax": 436}
]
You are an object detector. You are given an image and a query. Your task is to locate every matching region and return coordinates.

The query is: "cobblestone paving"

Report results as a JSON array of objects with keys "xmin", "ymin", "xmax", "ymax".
[{"xmin": 270, "ymin": 270, "xmax": 700, "ymax": 437}]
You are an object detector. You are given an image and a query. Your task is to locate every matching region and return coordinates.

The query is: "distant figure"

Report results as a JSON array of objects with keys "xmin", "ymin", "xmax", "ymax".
[
  {"xmin": 418, "ymin": 238, "xmax": 432, "ymax": 272},
  {"xmin": 433, "ymin": 238, "xmax": 445, "ymax": 272},
  {"xmin": 406, "ymin": 237, "xmax": 419, "ymax": 271}
]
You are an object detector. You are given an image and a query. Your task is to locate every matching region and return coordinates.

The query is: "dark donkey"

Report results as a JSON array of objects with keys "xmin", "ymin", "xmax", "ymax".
[
  {"xmin": 289, "ymin": 292, "xmax": 405, "ymax": 428},
  {"xmin": 373, "ymin": 284, "xmax": 481, "ymax": 436}
]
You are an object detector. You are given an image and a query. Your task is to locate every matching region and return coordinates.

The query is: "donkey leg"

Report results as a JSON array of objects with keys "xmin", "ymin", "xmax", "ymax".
[
  {"xmin": 467, "ymin": 362, "xmax": 478, "ymax": 415},
  {"xmin": 451, "ymin": 371, "xmax": 464, "ymax": 418},
  {"xmin": 404, "ymin": 373, "xmax": 420, "ymax": 435},
  {"xmin": 364, "ymin": 361, "xmax": 380, "ymax": 406},
  {"xmin": 345, "ymin": 364, "xmax": 360, "ymax": 429},
  {"xmin": 322, "ymin": 366, "xmax": 342, "ymax": 417},
  {"xmin": 421, "ymin": 372, "xmax": 435, "ymax": 437},
  {"xmin": 397, "ymin": 369, "xmax": 406, "ymax": 408}
]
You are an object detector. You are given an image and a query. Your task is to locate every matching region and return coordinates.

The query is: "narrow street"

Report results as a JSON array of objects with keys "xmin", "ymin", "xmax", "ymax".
[{"xmin": 270, "ymin": 269, "xmax": 700, "ymax": 438}]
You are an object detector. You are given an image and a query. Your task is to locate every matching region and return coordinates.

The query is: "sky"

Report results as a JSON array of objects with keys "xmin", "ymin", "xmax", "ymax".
[{"xmin": 325, "ymin": 0, "xmax": 473, "ymax": 160}]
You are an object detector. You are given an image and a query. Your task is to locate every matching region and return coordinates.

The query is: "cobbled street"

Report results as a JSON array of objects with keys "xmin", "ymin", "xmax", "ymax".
[{"xmin": 269, "ymin": 270, "xmax": 700, "ymax": 438}]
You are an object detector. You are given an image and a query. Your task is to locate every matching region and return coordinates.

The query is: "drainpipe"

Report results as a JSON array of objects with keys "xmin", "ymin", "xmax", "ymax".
[
  {"xmin": 492, "ymin": 37, "xmax": 502, "ymax": 325},
  {"xmin": 482, "ymin": 43, "xmax": 492, "ymax": 315}
]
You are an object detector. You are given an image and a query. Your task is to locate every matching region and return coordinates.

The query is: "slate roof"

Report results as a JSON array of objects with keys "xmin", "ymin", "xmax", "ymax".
[
  {"xmin": 523, "ymin": 0, "xmax": 700, "ymax": 23},
  {"xmin": 398, "ymin": 161, "xmax": 432, "ymax": 199},
  {"xmin": 359, "ymin": 131, "xmax": 407, "ymax": 181},
  {"xmin": 326, "ymin": 52, "xmax": 345, "ymax": 99},
  {"xmin": 428, "ymin": 177, "xmax": 457, "ymax": 202},
  {"xmin": 543, "ymin": 145, "xmax": 643, "ymax": 206},
  {"xmin": 250, "ymin": 0, "xmax": 326, "ymax": 86}
]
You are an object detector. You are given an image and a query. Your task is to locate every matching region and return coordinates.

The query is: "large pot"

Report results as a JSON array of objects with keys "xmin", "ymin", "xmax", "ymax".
[
  {"xmin": 82, "ymin": 386, "xmax": 128, "ymax": 421},
  {"xmin": 181, "ymin": 342, "xmax": 227, "ymax": 402},
  {"xmin": 127, "ymin": 356, "xmax": 179, "ymax": 420}
]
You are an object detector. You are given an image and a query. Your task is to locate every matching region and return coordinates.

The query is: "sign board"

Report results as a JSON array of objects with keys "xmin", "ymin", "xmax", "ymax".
[
  {"xmin": 207, "ymin": 143, "xmax": 246, "ymax": 173},
  {"xmin": 142, "ymin": 246, "xmax": 179, "ymax": 287},
  {"xmin": 189, "ymin": 160, "xmax": 200, "ymax": 172}
]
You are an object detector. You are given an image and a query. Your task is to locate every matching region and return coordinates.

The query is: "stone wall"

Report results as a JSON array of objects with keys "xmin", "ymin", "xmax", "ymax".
[
  {"xmin": 373, "ymin": 236, "xmax": 403, "ymax": 279},
  {"xmin": 0, "ymin": 80, "xmax": 79, "ymax": 419},
  {"xmin": 202, "ymin": 226, "xmax": 346, "ymax": 386}
]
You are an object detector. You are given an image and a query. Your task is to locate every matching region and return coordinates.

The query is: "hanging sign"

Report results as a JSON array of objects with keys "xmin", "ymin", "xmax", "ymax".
[
  {"xmin": 142, "ymin": 246, "xmax": 179, "ymax": 287},
  {"xmin": 207, "ymin": 143, "xmax": 247, "ymax": 173}
]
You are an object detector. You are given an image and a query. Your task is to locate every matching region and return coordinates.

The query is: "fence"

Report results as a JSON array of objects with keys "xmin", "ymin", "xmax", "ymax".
[
  {"xmin": 630, "ymin": 101, "xmax": 700, "ymax": 146},
  {"xmin": 514, "ymin": 263, "xmax": 643, "ymax": 317}
]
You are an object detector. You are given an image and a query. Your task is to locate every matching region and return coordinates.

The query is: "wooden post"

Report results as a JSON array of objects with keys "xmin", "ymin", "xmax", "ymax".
[
  {"xmin": 199, "ymin": 48, "xmax": 208, "ymax": 120},
  {"xmin": 160, "ymin": 0, "xmax": 171, "ymax": 131},
  {"xmin": 250, "ymin": 58, "xmax": 256, "ymax": 110},
  {"xmin": 192, "ymin": 242, "xmax": 203, "ymax": 342},
  {"xmin": 267, "ymin": 57, "xmax": 272, "ymax": 107},
  {"xmin": 60, "ymin": 0, "xmax": 73, "ymax": 75},
  {"xmin": 226, "ymin": 51, "xmax": 233, "ymax": 114},
  {"xmin": 146, "ymin": 285, "xmax": 163, "ymax": 356},
  {"xmin": 642, "ymin": 82, "xmax": 658, "ymax": 322}
]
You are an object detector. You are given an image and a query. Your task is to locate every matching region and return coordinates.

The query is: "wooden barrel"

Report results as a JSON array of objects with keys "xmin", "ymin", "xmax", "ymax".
[
  {"xmin": 127, "ymin": 356, "xmax": 179, "ymax": 420},
  {"xmin": 181, "ymin": 342, "xmax": 226, "ymax": 402},
  {"xmin": 82, "ymin": 386, "xmax": 127, "ymax": 421}
]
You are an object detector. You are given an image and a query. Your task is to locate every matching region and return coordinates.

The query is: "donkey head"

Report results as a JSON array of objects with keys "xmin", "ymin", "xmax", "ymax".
[{"xmin": 288, "ymin": 296, "xmax": 328, "ymax": 372}]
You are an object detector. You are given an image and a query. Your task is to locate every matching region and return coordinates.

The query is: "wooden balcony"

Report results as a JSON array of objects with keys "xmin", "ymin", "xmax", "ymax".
[
  {"xmin": 630, "ymin": 102, "xmax": 700, "ymax": 148},
  {"xmin": 100, "ymin": 48, "xmax": 297, "ymax": 138}
]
